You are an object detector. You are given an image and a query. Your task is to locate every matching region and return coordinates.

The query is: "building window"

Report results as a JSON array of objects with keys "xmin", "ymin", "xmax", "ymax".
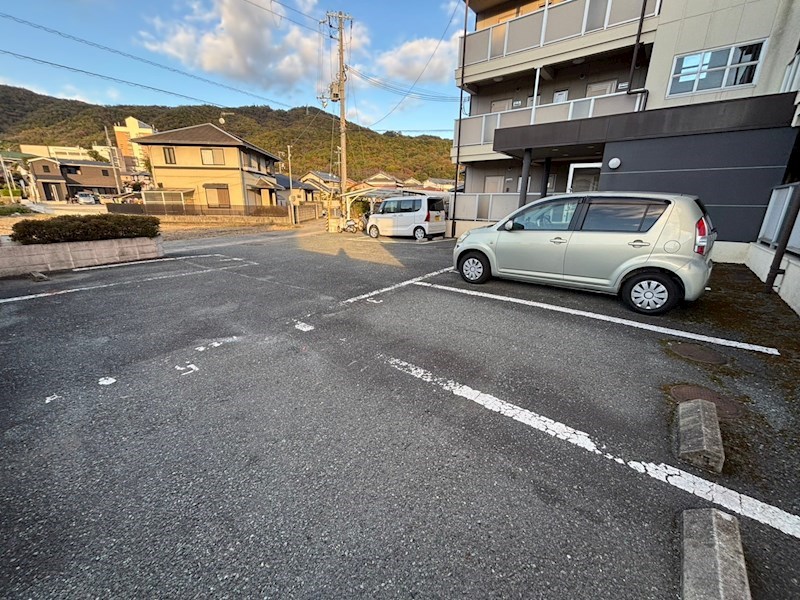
[
  {"xmin": 64, "ymin": 166, "xmax": 79, "ymax": 175},
  {"xmin": 201, "ymin": 148, "xmax": 225, "ymax": 165},
  {"xmin": 669, "ymin": 41, "xmax": 765, "ymax": 96},
  {"xmin": 553, "ymin": 90, "xmax": 569, "ymax": 103},
  {"xmin": 164, "ymin": 147, "xmax": 176, "ymax": 164},
  {"xmin": 205, "ymin": 184, "xmax": 231, "ymax": 208},
  {"xmin": 42, "ymin": 165, "xmax": 51, "ymax": 173},
  {"xmin": 102, "ymin": 169, "xmax": 109, "ymax": 176}
]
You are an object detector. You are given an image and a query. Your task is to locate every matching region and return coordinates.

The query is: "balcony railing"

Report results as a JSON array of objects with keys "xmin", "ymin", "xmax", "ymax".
[
  {"xmin": 451, "ymin": 193, "xmax": 541, "ymax": 221},
  {"xmin": 461, "ymin": 0, "xmax": 660, "ymax": 67},
  {"xmin": 454, "ymin": 91, "xmax": 642, "ymax": 147}
]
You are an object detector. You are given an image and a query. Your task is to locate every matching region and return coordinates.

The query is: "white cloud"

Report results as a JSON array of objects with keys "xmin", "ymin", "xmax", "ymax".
[
  {"xmin": 375, "ymin": 31, "xmax": 460, "ymax": 84},
  {"xmin": 139, "ymin": 0, "xmax": 326, "ymax": 93},
  {"xmin": 295, "ymin": 0, "xmax": 318, "ymax": 13},
  {"xmin": 106, "ymin": 88, "xmax": 121, "ymax": 101}
]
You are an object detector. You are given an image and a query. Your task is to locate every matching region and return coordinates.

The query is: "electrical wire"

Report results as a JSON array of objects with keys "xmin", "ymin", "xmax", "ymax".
[
  {"xmin": 368, "ymin": 1, "xmax": 461, "ymax": 126},
  {"xmin": 349, "ymin": 68, "xmax": 458, "ymax": 100},
  {"xmin": 237, "ymin": 0, "xmax": 331, "ymax": 37},
  {"xmin": 0, "ymin": 49, "xmax": 224, "ymax": 107},
  {"xmin": 349, "ymin": 68, "xmax": 458, "ymax": 102},
  {"xmin": 0, "ymin": 12, "xmax": 294, "ymax": 108}
]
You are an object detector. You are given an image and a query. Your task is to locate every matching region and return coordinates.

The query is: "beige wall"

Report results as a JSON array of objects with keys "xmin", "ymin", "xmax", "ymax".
[
  {"xmin": 645, "ymin": 0, "xmax": 800, "ymax": 109},
  {"xmin": 150, "ymin": 145, "xmax": 244, "ymax": 207}
]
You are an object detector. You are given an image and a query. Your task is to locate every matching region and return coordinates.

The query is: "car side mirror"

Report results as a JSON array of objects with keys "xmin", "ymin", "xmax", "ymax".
[{"xmin": 504, "ymin": 220, "xmax": 514, "ymax": 231}]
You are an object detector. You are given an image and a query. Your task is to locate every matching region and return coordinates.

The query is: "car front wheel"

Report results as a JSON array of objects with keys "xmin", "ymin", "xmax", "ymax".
[
  {"xmin": 458, "ymin": 251, "xmax": 490, "ymax": 284},
  {"xmin": 369, "ymin": 225, "xmax": 380, "ymax": 239},
  {"xmin": 621, "ymin": 272, "xmax": 680, "ymax": 315}
]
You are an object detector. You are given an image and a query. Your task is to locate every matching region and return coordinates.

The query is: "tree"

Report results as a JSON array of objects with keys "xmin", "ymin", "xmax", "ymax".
[{"xmin": 87, "ymin": 149, "xmax": 107, "ymax": 162}]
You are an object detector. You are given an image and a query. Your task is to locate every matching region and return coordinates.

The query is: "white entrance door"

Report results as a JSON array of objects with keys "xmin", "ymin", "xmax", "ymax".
[{"xmin": 567, "ymin": 163, "xmax": 602, "ymax": 193}]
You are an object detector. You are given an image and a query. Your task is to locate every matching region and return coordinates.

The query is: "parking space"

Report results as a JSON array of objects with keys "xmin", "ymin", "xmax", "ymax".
[{"xmin": 2, "ymin": 229, "xmax": 798, "ymax": 598}]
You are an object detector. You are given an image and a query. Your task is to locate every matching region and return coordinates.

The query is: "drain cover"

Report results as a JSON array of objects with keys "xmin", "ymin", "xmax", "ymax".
[
  {"xmin": 671, "ymin": 343, "xmax": 728, "ymax": 365},
  {"xmin": 668, "ymin": 384, "xmax": 744, "ymax": 420}
]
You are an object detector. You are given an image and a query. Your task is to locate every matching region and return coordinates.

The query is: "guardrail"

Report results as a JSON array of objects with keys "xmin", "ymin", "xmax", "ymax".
[
  {"xmin": 758, "ymin": 184, "xmax": 800, "ymax": 255},
  {"xmin": 461, "ymin": 0, "xmax": 660, "ymax": 66},
  {"xmin": 455, "ymin": 91, "xmax": 641, "ymax": 146}
]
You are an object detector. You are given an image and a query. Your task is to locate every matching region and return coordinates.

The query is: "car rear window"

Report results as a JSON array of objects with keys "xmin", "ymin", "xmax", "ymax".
[
  {"xmin": 428, "ymin": 197, "xmax": 445, "ymax": 212},
  {"xmin": 581, "ymin": 201, "xmax": 668, "ymax": 232}
]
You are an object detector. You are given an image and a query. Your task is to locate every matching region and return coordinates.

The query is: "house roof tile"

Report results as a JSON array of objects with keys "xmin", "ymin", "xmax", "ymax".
[{"xmin": 131, "ymin": 123, "xmax": 281, "ymax": 161}]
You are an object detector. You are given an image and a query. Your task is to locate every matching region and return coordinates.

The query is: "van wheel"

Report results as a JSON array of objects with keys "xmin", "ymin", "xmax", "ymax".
[
  {"xmin": 621, "ymin": 272, "xmax": 679, "ymax": 315},
  {"xmin": 413, "ymin": 227, "xmax": 426, "ymax": 241},
  {"xmin": 458, "ymin": 251, "xmax": 490, "ymax": 284},
  {"xmin": 369, "ymin": 225, "xmax": 380, "ymax": 239}
]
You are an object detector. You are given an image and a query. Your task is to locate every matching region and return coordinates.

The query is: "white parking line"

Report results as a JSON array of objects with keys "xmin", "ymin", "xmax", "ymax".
[
  {"xmin": 0, "ymin": 264, "xmax": 252, "ymax": 304},
  {"xmin": 72, "ymin": 254, "xmax": 224, "ymax": 271},
  {"xmin": 341, "ymin": 267, "xmax": 454, "ymax": 304},
  {"xmin": 414, "ymin": 282, "xmax": 780, "ymax": 356},
  {"xmin": 384, "ymin": 356, "xmax": 800, "ymax": 539}
]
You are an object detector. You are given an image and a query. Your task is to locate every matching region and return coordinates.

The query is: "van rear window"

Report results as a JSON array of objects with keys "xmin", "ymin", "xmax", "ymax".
[{"xmin": 428, "ymin": 198, "xmax": 445, "ymax": 212}]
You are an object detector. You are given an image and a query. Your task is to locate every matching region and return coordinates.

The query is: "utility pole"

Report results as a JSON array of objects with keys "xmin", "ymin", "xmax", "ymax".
[
  {"xmin": 326, "ymin": 10, "xmax": 351, "ymax": 221},
  {"xmin": 104, "ymin": 126, "xmax": 122, "ymax": 195},
  {"xmin": 287, "ymin": 144, "xmax": 295, "ymax": 225}
]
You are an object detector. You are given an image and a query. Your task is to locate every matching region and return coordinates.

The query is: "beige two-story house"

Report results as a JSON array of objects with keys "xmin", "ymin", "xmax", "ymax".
[{"xmin": 132, "ymin": 123, "xmax": 281, "ymax": 215}]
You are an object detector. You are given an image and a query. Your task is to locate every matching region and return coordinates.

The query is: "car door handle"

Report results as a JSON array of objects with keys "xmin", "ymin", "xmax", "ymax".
[
  {"xmin": 628, "ymin": 240, "xmax": 650, "ymax": 248},
  {"xmin": 549, "ymin": 237, "xmax": 568, "ymax": 244}
]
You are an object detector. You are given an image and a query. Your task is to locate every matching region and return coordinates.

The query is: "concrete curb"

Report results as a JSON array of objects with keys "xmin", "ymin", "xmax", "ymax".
[
  {"xmin": 678, "ymin": 398, "xmax": 725, "ymax": 473},
  {"xmin": 682, "ymin": 508, "xmax": 751, "ymax": 600}
]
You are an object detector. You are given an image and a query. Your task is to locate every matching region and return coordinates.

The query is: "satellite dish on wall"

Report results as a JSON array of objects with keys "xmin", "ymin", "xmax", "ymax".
[{"xmin": 219, "ymin": 117, "xmax": 226, "ymax": 125}]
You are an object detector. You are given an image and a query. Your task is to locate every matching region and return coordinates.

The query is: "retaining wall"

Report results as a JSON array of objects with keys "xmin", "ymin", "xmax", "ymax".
[{"xmin": 0, "ymin": 236, "xmax": 163, "ymax": 278}]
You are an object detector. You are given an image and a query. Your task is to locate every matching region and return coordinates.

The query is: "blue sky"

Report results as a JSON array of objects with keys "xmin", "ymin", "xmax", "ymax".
[{"xmin": 0, "ymin": 0, "xmax": 474, "ymax": 138}]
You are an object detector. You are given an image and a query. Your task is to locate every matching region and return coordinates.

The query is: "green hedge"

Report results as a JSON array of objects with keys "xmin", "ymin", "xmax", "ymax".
[
  {"xmin": 0, "ymin": 204, "xmax": 33, "ymax": 216},
  {"xmin": 10, "ymin": 214, "xmax": 160, "ymax": 245}
]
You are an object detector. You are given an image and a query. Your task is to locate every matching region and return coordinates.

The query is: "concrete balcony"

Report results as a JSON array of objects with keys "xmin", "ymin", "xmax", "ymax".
[
  {"xmin": 458, "ymin": 0, "xmax": 660, "ymax": 86},
  {"xmin": 452, "ymin": 91, "xmax": 642, "ymax": 160}
]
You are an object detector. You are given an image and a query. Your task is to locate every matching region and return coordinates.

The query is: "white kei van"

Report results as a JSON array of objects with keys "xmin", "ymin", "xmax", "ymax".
[{"xmin": 367, "ymin": 195, "xmax": 447, "ymax": 240}]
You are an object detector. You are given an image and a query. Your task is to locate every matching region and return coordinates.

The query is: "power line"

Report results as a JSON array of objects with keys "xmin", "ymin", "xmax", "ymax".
[
  {"xmin": 237, "ymin": 0, "xmax": 332, "ymax": 37},
  {"xmin": 0, "ymin": 12, "xmax": 293, "ymax": 108},
  {"xmin": 0, "ymin": 49, "xmax": 224, "ymax": 107},
  {"xmin": 369, "ymin": 1, "xmax": 461, "ymax": 127},
  {"xmin": 349, "ymin": 68, "xmax": 458, "ymax": 100},
  {"xmin": 349, "ymin": 68, "xmax": 458, "ymax": 102},
  {"xmin": 249, "ymin": 0, "xmax": 320, "ymax": 22}
]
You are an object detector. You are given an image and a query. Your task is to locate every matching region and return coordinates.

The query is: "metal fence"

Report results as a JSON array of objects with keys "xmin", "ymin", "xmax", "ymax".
[{"xmin": 758, "ymin": 183, "xmax": 800, "ymax": 255}]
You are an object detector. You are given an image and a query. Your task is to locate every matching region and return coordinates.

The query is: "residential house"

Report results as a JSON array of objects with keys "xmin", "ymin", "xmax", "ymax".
[
  {"xmin": 403, "ymin": 177, "xmax": 423, "ymax": 188},
  {"xmin": 28, "ymin": 157, "xmax": 118, "ymax": 201},
  {"xmin": 363, "ymin": 170, "xmax": 402, "ymax": 189},
  {"xmin": 301, "ymin": 170, "xmax": 341, "ymax": 198},
  {"xmin": 131, "ymin": 123, "xmax": 281, "ymax": 215},
  {"xmin": 451, "ymin": 0, "xmax": 800, "ymax": 252},
  {"xmin": 274, "ymin": 173, "xmax": 315, "ymax": 206},
  {"xmin": 423, "ymin": 177, "xmax": 456, "ymax": 191},
  {"xmin": 114, "ymin": 116, "xmax": 156, "ymax": 172},
  {"xmin": 20, "ymin": 144, "xmax": 96, "ymax": 162}
]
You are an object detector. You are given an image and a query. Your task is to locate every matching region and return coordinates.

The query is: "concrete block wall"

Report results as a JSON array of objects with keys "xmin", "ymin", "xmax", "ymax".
[
  {"xmin": 0, "ymin": 236, "xmax": 163, "ymax": 278},
  {"xmin": 746, "ymin": 243, "xmax": 800, "ymax": 316}
]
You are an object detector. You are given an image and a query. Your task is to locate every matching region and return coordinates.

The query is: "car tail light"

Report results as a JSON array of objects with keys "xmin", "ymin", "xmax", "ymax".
[
  {"xmin": 425, "ymin": 211, "xmax": 431, "ymax": 222},
  {"xmin": 694, "ymin": 217, "xmax": 708, "ymax": 255}
]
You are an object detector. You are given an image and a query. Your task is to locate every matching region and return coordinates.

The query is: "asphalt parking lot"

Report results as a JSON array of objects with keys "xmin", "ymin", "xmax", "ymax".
[{"xmin": 2, "ymin": 227, "xmax": 799, "ymax": 598}]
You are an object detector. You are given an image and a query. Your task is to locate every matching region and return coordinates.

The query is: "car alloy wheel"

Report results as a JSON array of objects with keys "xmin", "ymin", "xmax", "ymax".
[
  {"xmin": 413, "ymin": 227, "xmax": 426, "ymax": 241},
  {"xmin": 369, "ymin": 225, "xmax": 379, "ymax": 238}
]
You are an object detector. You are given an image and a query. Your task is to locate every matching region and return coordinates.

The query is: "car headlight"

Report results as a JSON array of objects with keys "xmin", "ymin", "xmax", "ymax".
[{"xmin": 457, "ymin": 230, "xmax": 471, "ymax": 244}]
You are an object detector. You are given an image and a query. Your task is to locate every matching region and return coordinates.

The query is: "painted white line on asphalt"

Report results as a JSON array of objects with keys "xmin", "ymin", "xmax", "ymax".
[
  {"xmin": 341, "ymin": 267, "xmax": 454, "ymax": 304},
  {"xmin": 0, "ymin": 264, "xmax": 251, "ymax": 305},
  {"xmin": 166, "ymin": 230, "xmax": 323, "ymax": 251},
  {"xmin": 294, "ymin": 321, "xmax": 315, "ymax": 332},
  {"xmin": 98, "ymin": 377, "xmax": 116, "ymax": 386},
  {"xmin": 72, "ymin": 254, "xmax": 224, "ymax": 271},
  {"xmin": 414, "ymin": 282, "xmax": 780, "ymax": 356},
  {"xmin": 384, "ymin": 356, "xmax": 800, "ymax": 539}
]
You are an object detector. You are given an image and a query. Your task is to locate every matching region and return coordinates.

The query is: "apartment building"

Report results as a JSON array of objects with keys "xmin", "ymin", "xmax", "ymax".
[
  {"xmin": 451, "ymin": 0, "xmax": 800, "ymax": 249},
  {"xmin": 131, "ymin": 123, "xmax": 282, "ymax": 215},
  {"xmin": 114, "ymin": 116, "xmax": 156, "ymax": 172}
]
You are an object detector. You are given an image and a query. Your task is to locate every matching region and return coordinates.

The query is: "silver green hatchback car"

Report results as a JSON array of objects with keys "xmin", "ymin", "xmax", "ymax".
[{"xmin": 453, "ymin": 192, "xmax": 716, "ymax": 315}]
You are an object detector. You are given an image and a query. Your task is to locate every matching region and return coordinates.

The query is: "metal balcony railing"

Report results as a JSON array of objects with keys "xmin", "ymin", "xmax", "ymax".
[
  {"xmin": 454, "ymin": 91, "xmax": 642, "ymax": 146},
  {"xmin": 461, "ymin": 0, "xmax": 660, "ymax": 67}
]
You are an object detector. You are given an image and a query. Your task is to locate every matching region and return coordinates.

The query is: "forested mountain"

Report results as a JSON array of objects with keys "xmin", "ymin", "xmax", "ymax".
[{"xmin": 0, "ymin": 85, "xmax": 455, "ymax": 181}]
